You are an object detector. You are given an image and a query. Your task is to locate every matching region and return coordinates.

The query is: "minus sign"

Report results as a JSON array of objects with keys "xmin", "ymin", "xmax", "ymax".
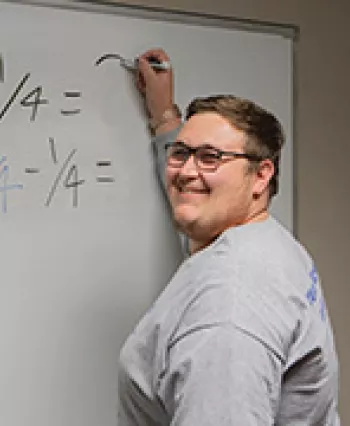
[
  {"xmin": 61, "ymin": 109, "xmax": 81, "ymax": 115},
  {"xmin": 96, "ymin": 176, "xmax": 115, "ymax": 183},
  {"xmin": 25, "ymin": 168, "xmax": 40, "ymax": 173},
  {"xmin": 96, "ymin": 161, "xmax": 112, "ymax": 167}
]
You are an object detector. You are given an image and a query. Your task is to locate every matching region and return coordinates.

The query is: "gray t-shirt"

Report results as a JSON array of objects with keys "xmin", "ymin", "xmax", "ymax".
[{"xmin": 118, "ymin": 131, "xmax": 340, "ymax": 425}]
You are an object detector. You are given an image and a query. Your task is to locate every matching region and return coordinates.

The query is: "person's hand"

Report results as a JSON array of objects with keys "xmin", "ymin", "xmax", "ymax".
[
  {"xmin": 137, "ymin": 49, "xmax": 173, "ymax": 121},
  {"xmin": 137, "ymin": 49, "xmax": 181, "ymax": 134}
]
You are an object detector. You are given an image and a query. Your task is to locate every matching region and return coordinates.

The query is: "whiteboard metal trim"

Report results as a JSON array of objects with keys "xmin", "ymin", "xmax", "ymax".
[{"xmin": 1, "ymin": 0, "xmax": 298, "ymax": 40}]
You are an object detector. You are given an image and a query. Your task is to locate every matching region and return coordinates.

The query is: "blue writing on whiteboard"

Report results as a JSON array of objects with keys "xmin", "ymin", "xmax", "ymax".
[{"xmin": 0, "ymin": 156, "xmax": 23, "ymax": 213}]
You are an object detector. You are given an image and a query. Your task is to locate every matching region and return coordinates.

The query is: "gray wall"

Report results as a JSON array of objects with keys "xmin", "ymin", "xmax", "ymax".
[{"xmin": 109, "ymin": 0, "xmax": 350, "ymax": 421}]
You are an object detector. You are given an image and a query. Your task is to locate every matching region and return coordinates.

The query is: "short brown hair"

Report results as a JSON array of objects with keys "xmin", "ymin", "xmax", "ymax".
[{"xmin": 186, "ymin": 95, "xmax": 285, "ymax": 199}]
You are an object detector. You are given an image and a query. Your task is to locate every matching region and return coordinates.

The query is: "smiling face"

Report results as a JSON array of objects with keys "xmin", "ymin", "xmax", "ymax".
[{"xmin": 166, "ymin": 112, "xmax": 272, "ymax": 250}]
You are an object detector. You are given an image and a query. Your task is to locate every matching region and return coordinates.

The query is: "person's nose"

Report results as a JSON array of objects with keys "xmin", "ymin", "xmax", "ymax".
[{"xmin": 179, "ymin": 153, "xmax": 199, "ymax": 177}]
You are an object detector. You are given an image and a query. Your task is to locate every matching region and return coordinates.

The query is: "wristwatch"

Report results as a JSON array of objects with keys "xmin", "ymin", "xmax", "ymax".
[{"xmin": 149, "ymin": 104, "xmax": 182, "ymax": 133}]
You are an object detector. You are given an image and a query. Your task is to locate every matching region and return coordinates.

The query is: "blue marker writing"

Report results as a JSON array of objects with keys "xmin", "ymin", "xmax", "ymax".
[{"xmin": 0, "ymin": 163, "xmax": 23, "ymax": 213}]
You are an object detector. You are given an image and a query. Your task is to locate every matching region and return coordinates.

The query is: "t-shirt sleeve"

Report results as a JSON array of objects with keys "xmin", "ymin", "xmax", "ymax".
[{"xmin": 157, "ymin": 323, "xmax": 282, "ymax": 425}]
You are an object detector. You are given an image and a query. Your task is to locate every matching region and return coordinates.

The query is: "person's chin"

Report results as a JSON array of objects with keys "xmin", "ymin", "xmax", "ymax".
[{"xmin": 172, "ymin": 205, "xmax": 198, "ymax": 231}]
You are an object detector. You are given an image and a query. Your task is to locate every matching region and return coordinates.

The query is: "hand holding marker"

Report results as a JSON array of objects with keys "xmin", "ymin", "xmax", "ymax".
[{"xmin": 95, "ymin": 53, "xmax": 171, "ymax": 71}]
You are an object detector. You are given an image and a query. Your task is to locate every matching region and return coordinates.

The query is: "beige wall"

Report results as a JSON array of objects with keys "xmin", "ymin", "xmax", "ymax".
[{"xmin": 111, "ymin": 0, "xmax": 350, "ymax": 421}]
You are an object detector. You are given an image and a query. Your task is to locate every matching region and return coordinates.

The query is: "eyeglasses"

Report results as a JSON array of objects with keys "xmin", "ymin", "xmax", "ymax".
[{"xmin": 165, "ymin": 141, "xmax": 263, "ymax": 172}]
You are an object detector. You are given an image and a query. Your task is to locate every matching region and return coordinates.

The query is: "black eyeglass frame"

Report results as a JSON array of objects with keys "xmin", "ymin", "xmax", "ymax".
[{"xmin": 164, "ymin": 141, "xmax": 263, "ymax": 171}]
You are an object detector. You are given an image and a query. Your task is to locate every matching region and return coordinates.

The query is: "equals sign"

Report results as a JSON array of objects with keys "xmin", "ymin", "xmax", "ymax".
[
  {"xmin": 96, "ymin": 160, "xmax": 114, "ymax": 183},
  {"xmin": 61, "ymin": 91, "xmax": 82, "ymax": 115}
]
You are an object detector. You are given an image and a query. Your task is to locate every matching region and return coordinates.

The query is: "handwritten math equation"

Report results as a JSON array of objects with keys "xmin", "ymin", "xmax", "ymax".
[{"xmin": 0, "ymin": 54, "xmax": 125, "ymax": 213}]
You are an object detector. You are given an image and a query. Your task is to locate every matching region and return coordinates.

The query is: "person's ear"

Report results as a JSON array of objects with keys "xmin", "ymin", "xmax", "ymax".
[{"xmin": 252, "ymin": 159, "xmax": 274, "ymax": 198}]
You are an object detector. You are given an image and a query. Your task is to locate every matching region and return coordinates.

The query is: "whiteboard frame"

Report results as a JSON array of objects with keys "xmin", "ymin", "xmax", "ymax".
[
  {"xmin": 1, "ymin": 0, "xmax": 298, "ymax": 39},
  {"xmin": 0, "ymin": 0, "xmax": 299, "ymax": 233}
]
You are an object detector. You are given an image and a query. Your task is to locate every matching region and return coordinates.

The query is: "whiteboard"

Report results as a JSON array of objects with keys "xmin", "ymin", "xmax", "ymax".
[{"xmin": 0, "ymin": 1, "xmax": 295, "ymax": 425}]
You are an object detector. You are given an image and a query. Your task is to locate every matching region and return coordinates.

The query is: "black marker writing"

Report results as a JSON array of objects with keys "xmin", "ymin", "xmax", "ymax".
[
  {"xmin": 0, "ymin": 73, "xmax": 30, "ymax": 121},
  {"xmin": 96, "ymin": 159, "xmax": 114, "ymax": 183},
  {"xmin": 61, "ymin": 91, "xmax": 82, "ymax": 116},
  {"xmin": 20, "ymin": 84, "xmax": 49, "ymax": 121},
  {"xmin": 45, "ymin": 146, "xmax": 85, "ymax": 208}
]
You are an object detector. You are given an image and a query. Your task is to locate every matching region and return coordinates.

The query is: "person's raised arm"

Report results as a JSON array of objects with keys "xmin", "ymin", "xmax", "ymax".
[
  {"xmin": 136, "ymin": 49, "xmax": 189, "ymax": 255},
  {"xmin": 135, "ymin": 48, "xmax": 182, "ymax": 192},
  {"xmin": 136, "ymin": 48, "xmax": 182, "ymax": 136}
]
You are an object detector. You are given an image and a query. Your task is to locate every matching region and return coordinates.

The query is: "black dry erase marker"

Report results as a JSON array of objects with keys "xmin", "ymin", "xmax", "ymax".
[{"xmin": 95, "ymin": 53, "xmax": 171, "ymax": 71}]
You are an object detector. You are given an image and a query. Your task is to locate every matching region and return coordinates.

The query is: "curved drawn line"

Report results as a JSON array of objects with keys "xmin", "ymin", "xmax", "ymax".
[{"xmin": 95, "ymin": 53, "xmax": 123, "ymax": 66}]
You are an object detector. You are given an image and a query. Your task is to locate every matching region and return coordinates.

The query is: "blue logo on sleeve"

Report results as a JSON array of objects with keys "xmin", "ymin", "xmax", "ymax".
[
  {"xmin": 306, "ymin": 265, "xmax": 318, "ymax": 305},
  {"xmin": 306, "ymin": 265, "xmax": 326, "ymax": 321}
]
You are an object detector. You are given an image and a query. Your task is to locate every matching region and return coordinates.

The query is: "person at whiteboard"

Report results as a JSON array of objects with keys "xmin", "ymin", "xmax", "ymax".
[{"xmin": 118, "ymin": 49, "xmax": 340, "ymax": 425}]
